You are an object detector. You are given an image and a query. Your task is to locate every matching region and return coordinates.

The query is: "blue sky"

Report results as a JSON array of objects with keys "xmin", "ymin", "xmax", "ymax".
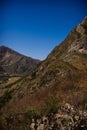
[{"xmin": 0, "ymin": 0, "xmax": 87, "ymax": 60}]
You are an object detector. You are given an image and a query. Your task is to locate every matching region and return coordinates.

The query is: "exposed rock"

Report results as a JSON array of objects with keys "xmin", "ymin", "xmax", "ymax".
[
  {"xmin": 29, "ymin": 103, "xmax": 87, "ymax": 130},
  {"xmin": 76, "ymin": 24, "xmax": 85, "ymax": 35}
]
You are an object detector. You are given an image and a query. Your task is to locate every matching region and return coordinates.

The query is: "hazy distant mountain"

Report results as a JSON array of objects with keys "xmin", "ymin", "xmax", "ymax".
[
  {"xmin": 0, "ymin": 17, "xmax": 87, "ymax": 129},
  {"xmin": 0, "ymin": 45, "xmax": 40, "ymax": 75}
]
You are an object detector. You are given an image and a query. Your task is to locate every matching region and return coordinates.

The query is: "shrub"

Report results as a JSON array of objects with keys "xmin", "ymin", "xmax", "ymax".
[
  {"xmin": 31, "ymin": 71, "xmax": 36, "ymax": 79},
  {"xmin": 0, "ymin": 91, "xmax": 11, "ymax": 108},
  {"xmin": 24, "ymin": 109, "xmax": 36, "ymax": 123},
  {"xmin": 41, "ymin": 98, "xmax": 59, "ymax": 115},
  {"xmin": 82, "ymin": 103, "xmax": 87, "ymax": 110}
]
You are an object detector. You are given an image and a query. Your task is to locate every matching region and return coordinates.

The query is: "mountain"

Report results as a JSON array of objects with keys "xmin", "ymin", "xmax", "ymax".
[
  {"xmin": 0, "ymin": 45, "xmax": 40, "ymax": 76},
  {"xmin": 0, "ymin": 17, "xmax": 87, "ymax": 129}
]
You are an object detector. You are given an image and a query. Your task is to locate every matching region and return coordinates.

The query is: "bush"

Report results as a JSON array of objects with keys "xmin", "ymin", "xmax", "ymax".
[
  {"xmin": 83, "ymin": 103, "xmax": 87, "ymax": 110},
  {"xmin": 41, "ymin": 98, "xmax": 59, "ymax": 115},
  {"xmin": 0, "ymin": 91, "xmax": 11, "ymax": 108},
  {"xmin": 24, "ymin": 109, "xmax": 36, "ymax": 123}
]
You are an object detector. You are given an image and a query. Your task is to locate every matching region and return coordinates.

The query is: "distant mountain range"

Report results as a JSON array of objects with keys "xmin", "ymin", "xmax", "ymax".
[
  {"xmin": 0, "ymin": 17, "xmax": 87, "ymax": 130},
  {"xmin": 0, "ymin": 45, "xmax": 40, "ymax": 76}
]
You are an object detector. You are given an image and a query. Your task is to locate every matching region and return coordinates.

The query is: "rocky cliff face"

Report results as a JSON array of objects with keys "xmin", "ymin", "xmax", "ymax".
[
  {"xmin": 48, "ymin": 17, "xmax": 87, "ymax": 58},
  {"xmin": 0, "ymin": 46, "xmax": 40, "ymax": 75},
  {"xmin": 68, "ymin": 17, "xmax": 87, "ymax": 54}
]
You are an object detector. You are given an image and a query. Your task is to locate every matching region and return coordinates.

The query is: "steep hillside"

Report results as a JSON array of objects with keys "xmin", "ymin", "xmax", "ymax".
[
  {"xmin": 0, "ymin": 17, "xmax": 87, "ymax": 130},
  {"xmin": 0, "ymin": 46, "xmax": 40, "ymax": 76}
]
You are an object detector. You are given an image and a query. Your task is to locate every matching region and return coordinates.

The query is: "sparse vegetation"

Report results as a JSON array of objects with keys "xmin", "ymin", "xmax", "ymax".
[
  {"xmin": 0, "ymin": 91, "xmax": 11, "ymax": 108},
  {"xmin": 5, "ymin": 77, "xmax": 23, "ymax": 88},
  {"xmin": 41, "ymin": 98, "xmax": 59, "ymax": 116},
  {"xmin": 24, "ymin": 108, "xmax": 36, "ymax": 123}
]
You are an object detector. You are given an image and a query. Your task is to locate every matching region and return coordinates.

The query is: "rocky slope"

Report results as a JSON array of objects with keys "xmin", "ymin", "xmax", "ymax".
[
  {"xmin": 0, "ymin": 17, "xmax": 87, "ymax": 129},
  {"xmin": 0, "ymin": 45, "xmax": 40, "ymax": 76},
  {"xmin": 1, "ymin": 103, "xmax": 87, "ymax": 130}
]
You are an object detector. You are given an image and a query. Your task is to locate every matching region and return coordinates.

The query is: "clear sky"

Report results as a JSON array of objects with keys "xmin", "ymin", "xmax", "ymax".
[{"xmin": 0, "ymin": 0, "xmax": 87, "ymax": 60}]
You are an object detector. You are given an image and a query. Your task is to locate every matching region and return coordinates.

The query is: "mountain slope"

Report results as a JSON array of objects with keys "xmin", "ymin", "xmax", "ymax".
[
  {"xmin": 1, "ymin": 17, "xmax": 87, "ymax": 109},
  {"xmin": 0, "ymin": 46, "xmax": 40, "ymax": 76},
  {"xmin": 11, "ymin": 17, "xmax": 87, "ymax": 98},
  {"xmin": 0, "ymin": 17, "xmax": 87, "ymax": 129}
]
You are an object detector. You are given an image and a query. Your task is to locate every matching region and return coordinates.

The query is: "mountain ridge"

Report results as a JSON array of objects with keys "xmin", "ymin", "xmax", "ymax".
[{"xmin": 0, "ymin": 45, "xmax": 40, "ymax": 76}]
